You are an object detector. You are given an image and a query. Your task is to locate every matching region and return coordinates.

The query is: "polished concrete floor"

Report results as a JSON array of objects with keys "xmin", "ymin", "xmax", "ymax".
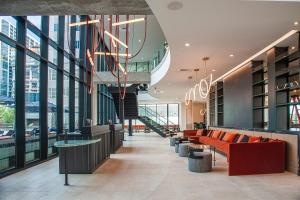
[{"xmin": 1, "ymin": 133, "xmax": 300, "ymax": 200}]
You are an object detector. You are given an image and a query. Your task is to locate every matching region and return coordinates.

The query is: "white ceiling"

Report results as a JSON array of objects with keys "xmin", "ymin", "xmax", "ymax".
[{"xmin": 145, "ymin": 0, "xmax": 300, "ymax": 102}]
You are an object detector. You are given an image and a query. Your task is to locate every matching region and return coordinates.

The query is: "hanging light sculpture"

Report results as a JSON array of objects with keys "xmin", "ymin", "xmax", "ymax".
[
  {"xmin": 66, "ymin": 15, "xmax": 148, "ymax": 99},
  {"xmin": 185, "ymin": 57, "xmax": 213, "ymax": 105}
]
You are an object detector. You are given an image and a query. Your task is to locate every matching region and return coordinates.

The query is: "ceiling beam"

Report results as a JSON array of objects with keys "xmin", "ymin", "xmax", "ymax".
[{"xmin": 0, "ymin": 0, "xmax": 152, "ymax": 15}]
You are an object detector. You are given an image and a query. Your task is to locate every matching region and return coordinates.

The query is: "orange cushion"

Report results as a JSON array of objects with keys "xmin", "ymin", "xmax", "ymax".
[
  {"xmin": 222, "ymin": 132, "xmax": 238, "ymax": 143},
  {"xmin": 196, "ymin": 129, "xmax": 204, "ymax": 136},
  {"xmin": 248, "ymin": 136, "xmax": 261, "ymax": 143},
  {"xmin": 207, "ymin": 130, "xmax": 213, "ymax": 137},
  {"xmin": 211, "ymin": 131, "xmax": 221, "ymax": 139},
  {"xmin": 218, "ymin": 132, "xmax": 226, "ymax": 140},
  {"xmin": 237, "ymin": 135, "xmax": 244, "ymax": 143}
]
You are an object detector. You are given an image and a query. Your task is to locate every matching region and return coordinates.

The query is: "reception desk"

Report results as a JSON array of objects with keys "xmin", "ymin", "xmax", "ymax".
[{"xmin": 57, "ymin": 125, "xmax": 118, "ymax": 174}]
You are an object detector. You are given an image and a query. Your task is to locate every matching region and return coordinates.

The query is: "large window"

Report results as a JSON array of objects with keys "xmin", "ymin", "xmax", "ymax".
[
  {"xmin": 0, "ymin": 43, "xmax": 16, "ymax": 172},
  {"xmin": 25, "ymin": 55, "xmax": 40, "ymax": 163},
  {"xmin": 75, "ymin": 81, "xmax": 79, "ymax": 130},
  {"xmin": 0, "ymin": 15, "xmax": 99, "ymax": 176},
  {"xmin": 0, "ymin": 17, "xmax": 17, "ymax": 41},
  {"xmin": 64, "ymin": 75, "xmax": 69, "ymax": 131},
  {"xmin": 48, "ymin": 45, "xmax": 57, "ymax": 65},
  {"xmin": 168, "ymin": 104, "xmax": 179, "ymax": 125},
  {"xmin": 49, "ymin": 16, "xmax": 58, "ymax": 43},
  {"xmin": 48, "ymin": 67, "xmax": 57, "ymax": 156},
  {"xmin": 26, "ymin": 29, "xmax": 40, "ymax": 55},
  {"xmin": 27, "ymin": 16, "xmax": 41, "ymax": 29}
]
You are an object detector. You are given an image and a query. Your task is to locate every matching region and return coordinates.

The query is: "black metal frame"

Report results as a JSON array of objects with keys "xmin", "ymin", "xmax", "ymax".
[{"xmin": 0, "ymin": 15, "xmax": 117, "ymax": 178}]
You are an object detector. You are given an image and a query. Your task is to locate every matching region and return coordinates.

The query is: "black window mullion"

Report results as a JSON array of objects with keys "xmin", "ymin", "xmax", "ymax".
[
  {"xmin": 69, "ymin": 16, "xmax": 76, "ymax": 132},
  {"xmin": 56, "ymin": 16, "xmax": 65, "ymax": 134},
  {"xmin": 15, "ymin": 16, "xmax": 27, "ymax": 169},
  {"xmin": 40, "ymin": 16, "xmax": 49, "ymax": 160},
  {"xmin": 79, "ymin": 15, "xmax": 87, "ymax": 129}
]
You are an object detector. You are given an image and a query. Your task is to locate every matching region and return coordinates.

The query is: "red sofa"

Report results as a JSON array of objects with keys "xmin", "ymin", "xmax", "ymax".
[{"xmin": 184, "ymin": 129, "xmax": 286, "ymax": 176}]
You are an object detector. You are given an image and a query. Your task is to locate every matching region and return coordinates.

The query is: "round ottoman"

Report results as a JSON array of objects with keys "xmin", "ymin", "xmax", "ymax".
[
  {"xmin": 188, "ymin": 152, "xmax": 212, "ymax": 173},
  {"xmin": 175, "ymin": 142, "xmax": 179, "ymax": 153},
  {"xmin": 170, "ymin": 137, "xmax": 178, "ymax": 146},
  {"xmin": 178, "ymin": 143, "xmax": 190, "ymax": 157}
]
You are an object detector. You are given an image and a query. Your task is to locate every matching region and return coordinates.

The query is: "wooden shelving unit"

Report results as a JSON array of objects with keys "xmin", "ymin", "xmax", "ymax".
[
  {"xmin": 252, "ymin": 60, "xmax": 269, "ymax": 129},
  {"xmin": 209, "ymin": 85, "xmax": 216, "ymax": 126},
  {"xmin": 217, "ymin": 81, "xmax": 224, "ymax": 126}
]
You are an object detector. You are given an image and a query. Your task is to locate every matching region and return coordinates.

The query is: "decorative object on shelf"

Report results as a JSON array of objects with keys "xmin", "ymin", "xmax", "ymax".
[{"xmin": 185, "ymin": 57, "xmax": 213, "ymax": 105}]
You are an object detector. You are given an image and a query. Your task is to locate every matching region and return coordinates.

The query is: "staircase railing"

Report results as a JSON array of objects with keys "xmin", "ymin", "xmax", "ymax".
[{"xmin": 138, "ymin": 106, "xmax": 179, "ymax": 132}]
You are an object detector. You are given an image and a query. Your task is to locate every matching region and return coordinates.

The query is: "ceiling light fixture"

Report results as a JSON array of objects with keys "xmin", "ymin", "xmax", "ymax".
[
  {"xmin": 213, "ymin": 30, "xmax": 298, "ymax": 84},
  {"xmin": 112, "ymin": 18, "xmax": 144, "ymax": 26},
  {"xmin": 294, "ymin": 21, "xmax": 299, "ymax": 26},
  {"xmin": 118, "ymin": 63, "xmax": 126, "ymax": 74},
  {"xmin": 69, "ymin": 19, "xmax": 99, "ymax": 27},
  {"xmin": 291, "ymin": 46, "xmax": 296, "ymax": 50},
  {"xmin": 185, "ymin": 43, "xmax": 190, "ymax": 47},
  {"xmin": 111, "ymin": 39, "xmax": 117, "ymax": 48},
  {"xmin": 229, "ymin": 54, "xmax": 234, "ymax": 57},
  {"xmin": 104, "ymin": 30, "xmax": 128, "ymax": 48},
  {"xmin": 212, "ymin": 69, "xmax": 216, "ymax": 72},
  {"xmin": 95, "ymin": 52, "xmax": 131, "ymax": 57},
  {"xmin": 185, "ymin": 57, "xmax": 213, "ymax": 105},
  {"xmin": 86, "ymin": 49, "xmax": 94, "ymax": 67}
]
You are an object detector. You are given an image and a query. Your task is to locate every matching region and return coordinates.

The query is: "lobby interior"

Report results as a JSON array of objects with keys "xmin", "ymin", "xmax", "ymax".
[{"xmin": 0, "ymin": 0, "xmax": 300, "ymax": 200}]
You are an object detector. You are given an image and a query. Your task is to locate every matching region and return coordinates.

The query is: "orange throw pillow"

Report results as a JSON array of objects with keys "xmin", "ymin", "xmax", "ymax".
[
  {"xmin": 237, "ymin": 135, "xmax": 244, "ymax": 143},
  {"xmin": 211, "ymin": 131, "xmax": 221, "ymax": 139},
  {"xmin": 222, "ymin": 132, "xmax": 238, "ymax": 143},
  {"xmin": 248, "ymin": 136, "xmax": 261, "ymax": 143},
  {"xmin": 196, "ymin": 129, "xmax": 204, "ymax": 136}
]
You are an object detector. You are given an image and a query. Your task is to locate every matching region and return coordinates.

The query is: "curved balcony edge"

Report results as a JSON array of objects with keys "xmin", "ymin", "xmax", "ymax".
[{"xmin": 150, "ymin": 48, "xmax": 171, "ymax": 86}]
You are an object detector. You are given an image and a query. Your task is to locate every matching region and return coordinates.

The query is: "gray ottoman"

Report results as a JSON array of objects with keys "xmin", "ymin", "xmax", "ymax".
[
  {"xmin": 178, "ymin": 143, "xmax": 190, "ymax": 157},
  {"xmin": 188, "ymin": 152, "xmax": 212, "ymax": 173},
  {"xmin": 175, "ymin": 143, "xmax": 179, "ymax": 153},
  {"xmin": 170, "ymin": 137, "xmax": 178, "ymax": 146}
]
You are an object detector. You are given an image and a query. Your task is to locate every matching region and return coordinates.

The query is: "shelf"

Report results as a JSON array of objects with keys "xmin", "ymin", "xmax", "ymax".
[
  {"xmin": 218, "ymin": 112, "xmax": 223, "ymax": 114},
  {"xmin": 275, "ymin": 69, "xmax": 289, "ymax": 78},
  {"xmin": 253, "ymin": 93, "xmax": 268, "ymax": 97},
  {"xmin": 276, "ymin": 86, "xmax": 300, "ymax": 92},
  {"xmin": 275, "ymin": 50, "xmax": 299, "ymax": 63},
  {"xmin": 217, "ymin": 95, "xmax": 223, "ymax": 98},
  {"xmin": 218, "ymin": 103, "xmax": 224, "ymax": 106},
  {"xmin": 252, "ymin": 64, "xmax": 265, "ymax": 73},
  {"xmin": 252, "ymin": 79, "xmax": 268, "ymax": 86},
  {"xmin": 276, "ymin": 102, "xmax": 300, "ymax": 107},
  {"xmin": 253, "ymin": 106, "xmax": 268, "ymax": 110}
]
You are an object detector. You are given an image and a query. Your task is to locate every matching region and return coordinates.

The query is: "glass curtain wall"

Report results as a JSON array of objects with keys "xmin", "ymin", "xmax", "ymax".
[
  {"xmin": 0, "ymin": 15, "xmax": 110, "ymax": 176},
  {"xmin": 0, "ymin": 16, "xmax": 16, "ymax": 171},
  {"xmin": 97, "ymin": 44, "xmax": 116, "ymax": 125}
]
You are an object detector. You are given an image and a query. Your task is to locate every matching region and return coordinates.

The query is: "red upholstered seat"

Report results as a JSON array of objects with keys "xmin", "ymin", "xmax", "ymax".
[{"xmin": 196, "ymin": 129, "xmax": 286, "ymax": 176}]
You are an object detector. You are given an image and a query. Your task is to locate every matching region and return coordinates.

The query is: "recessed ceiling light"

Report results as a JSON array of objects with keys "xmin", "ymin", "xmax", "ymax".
[
  {"xmin": 167, "ymin": 1, "xmax": 183, "ymax": 11},
  {"xmin": 229, "ymin": 54, "xmax": 234, "ymax": 57},
  {"xmin": 138, "ymin": 39, "xmax": 141, "ymax": 43},
  {"xmin": 179, "ymin": 68, "xmax": 190, "ymax": 72},
  {"xmin": 291, "ymin": 46, "xmax": 296, "ymax": 50},
  {"xmin": 185, "ymin": 43, "xmax": 190, "ymax": 47},
  {"xmin": 294, "ymin": 21, "xmax": 298, "ymax": 26},
  {"xmin": 212, "ymin": 69, "xmax": 216, "ymax": 72}
]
